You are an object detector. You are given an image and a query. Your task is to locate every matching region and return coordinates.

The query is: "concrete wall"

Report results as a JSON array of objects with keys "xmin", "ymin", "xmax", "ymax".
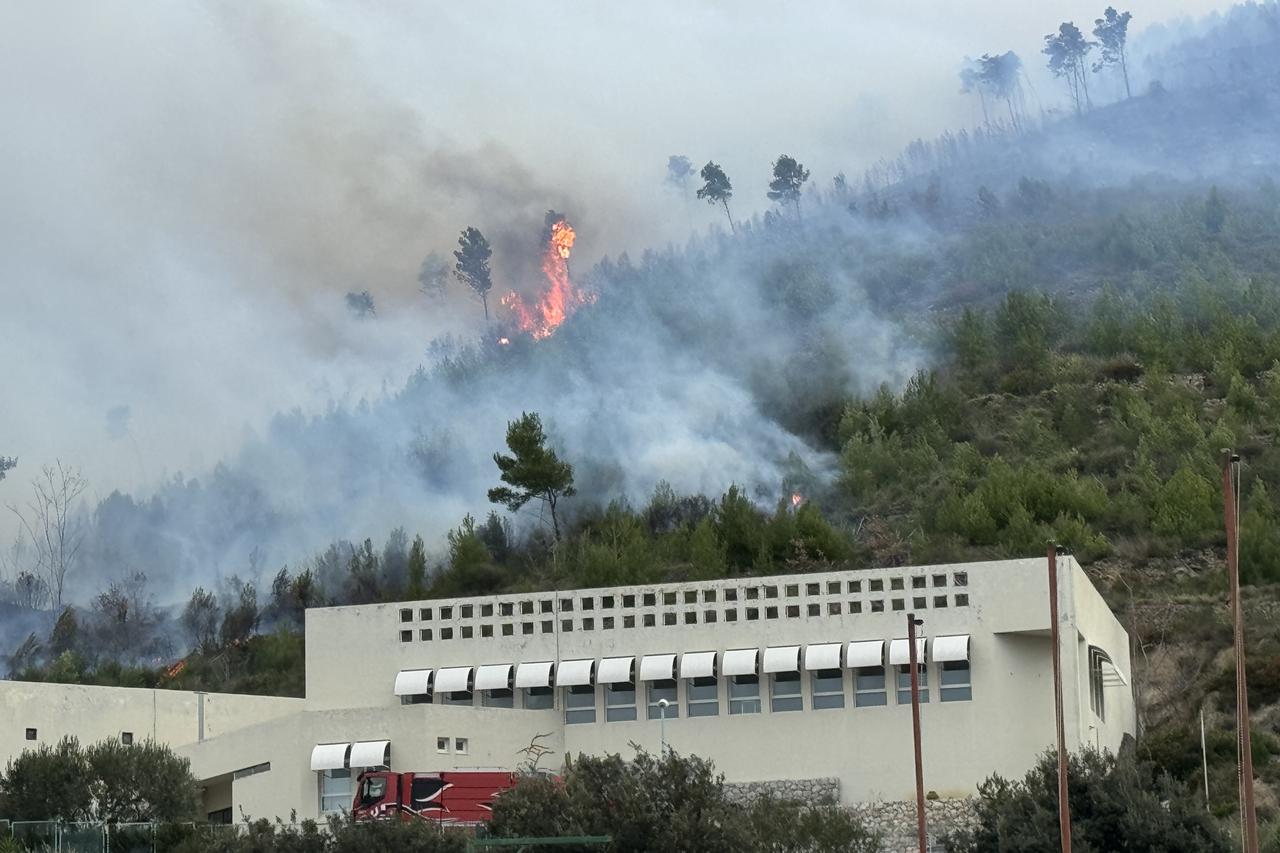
[
  {"xmin": 0, "ymin": 680, "xmax": 301, "ymax": 763},
  {"xmin": 177, "ymin": 703, "xmax": 561, "ymax": 823}
]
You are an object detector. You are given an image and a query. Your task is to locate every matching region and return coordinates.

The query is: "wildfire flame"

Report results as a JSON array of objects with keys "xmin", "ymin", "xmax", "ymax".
[
  {"xmin": 502, "ymin": 217, "xmax": 594, "ymax": 339},
  {"xmin": 790, "ymin": 492, "xmax": 804, "ymax": 509}
]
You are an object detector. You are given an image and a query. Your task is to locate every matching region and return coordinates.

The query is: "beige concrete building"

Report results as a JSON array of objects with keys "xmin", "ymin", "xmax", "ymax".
[{"xmin": 1, "ymin": 556, "xmax": 1134, "ymax": 824}]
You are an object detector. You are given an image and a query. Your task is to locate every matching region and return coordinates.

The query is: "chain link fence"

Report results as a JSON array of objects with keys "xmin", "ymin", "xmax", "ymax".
[{"xmin": 1, "ymin": 821, "xmax": 241, "ymax": 853}]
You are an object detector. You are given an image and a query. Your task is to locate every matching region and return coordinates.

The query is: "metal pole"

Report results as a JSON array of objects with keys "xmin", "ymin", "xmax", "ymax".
[
  {"xmin": 1201, "ymin": 707, "xmax": 1210, "ymax": 812},
  {"xmin": 1048, "ymin": 545, "xmax": 1072, "ymax": 853},
  {"xmin": 1223, "ymin": 450, "xmax": 1260, "ymax": 853},
  {"xmin": 907, "ymin": 613, "xmax": 927, "ymax": 853},
  {"xmin": 659, "ymin": 700, "xmax": 668, "ymax": 754}
]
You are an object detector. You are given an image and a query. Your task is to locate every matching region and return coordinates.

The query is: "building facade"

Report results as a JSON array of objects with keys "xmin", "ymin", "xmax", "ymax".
[{"xmin": 1, "ymin": 556, "xmax": 1134, "ymax": 824}]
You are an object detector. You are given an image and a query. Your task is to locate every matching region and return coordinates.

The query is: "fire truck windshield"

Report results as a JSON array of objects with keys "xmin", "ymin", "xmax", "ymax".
[{"xmin": 360, "ymin": 776, "xmax": 386, "ymax": 805}]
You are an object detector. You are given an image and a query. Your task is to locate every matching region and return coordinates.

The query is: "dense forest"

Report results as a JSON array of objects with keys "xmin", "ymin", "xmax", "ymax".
[{"xmin": 5, "ymin": 0, "xmax": 1280, "ymax": 834}]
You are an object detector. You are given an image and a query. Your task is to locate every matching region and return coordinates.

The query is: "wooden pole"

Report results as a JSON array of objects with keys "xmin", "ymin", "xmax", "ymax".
[
  {"xmin": 907, "ymin": 613, "xmax": 927, "ymax": 853},
  {"xmin": 1223, "ymin": 451, "xmax": 1260, "ymax": 853},
  {"xmin": 1048, "ymin": 545, "xmax": 1072, "ymax": 852}
]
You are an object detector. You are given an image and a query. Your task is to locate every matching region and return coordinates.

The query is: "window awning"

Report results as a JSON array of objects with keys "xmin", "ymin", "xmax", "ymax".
[
  {"xmin": 310, "ymin": 743, "xmax": 349, "ymax": 771},
  {"xmin": 597, "ymin": 657, "xmax": 635, "ymax": 684},
  {"xmin": 349, "ymin": 740, "xmax": 389, "ymax": 768},
  {"xmin": 514, "ymin": 661, "xmax": 554, "ymax": 689},
  {"xmin": 680, "ymin": 651, "xmax": 717, "ymax": 679},
  {"xmin": 722, "ymin": 649, "xmax": 758, "ymax": 676},
  {"xmin": 393, "ymin": 669, "xmax": 432, "ymax": 696},
  {"xmin": 434, "ymin": 666, "xmax": 473, "ymax": 694},
  {"xmin": 557, "ymin": 659, "xmax": 595, "ymax": 687},
  {"xmin": 763, "ymin": 645, "xmax": 801, "ymax": 674},
  {"xmin": 889, "ymin": 638, "xmax": 927, "ymax": 666},
  {"xmin": 932, "ymin": 635, "xmax": 971, "ymax": 663},
  {"xmin": 475, "ymin": 664, "xmax": 513, "ymax": 691},
  {"xmin": 639, "ymin": 653, "xmax": 677, "ymax": 681},
  {"xmin": 803, "ymin": 643, "xmax": 843, "ymax": 671},
  {"xmin": 846, "ymin": 640, "xmax": 885, "ymax": 669}
]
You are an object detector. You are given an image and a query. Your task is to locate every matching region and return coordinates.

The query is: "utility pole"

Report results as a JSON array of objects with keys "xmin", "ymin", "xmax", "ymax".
[
  {"xmin": 1223, "ymin": 450, "xmax": 1260, "ymax": 853},
  {"xmin": 907, "ymin": 613, "xmax": 927, "ymax": 853},
  {"xmin": 1047, "ymin": 544, "xmax": 1072, "ymax": 852}
]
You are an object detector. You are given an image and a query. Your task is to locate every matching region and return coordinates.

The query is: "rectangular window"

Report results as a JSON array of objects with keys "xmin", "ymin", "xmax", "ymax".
[
  {"xmin": 703, "ymin": 589, "xmax": 717, "ymax": 603},
  {"xmin": 623, "ymin": 594, "xmax": 636, "ymax": 607},
  {"xmin": 724, "ymin": 588, "xmax": 738, "ymax": 601},
  {"xmin": 541, "ymin": 620, "xmax": 553, "ymax": 633},
  {"xmin": 941, "ymin": 661, "xmax": 972, "ymax": 702},
  {"xmin": 828, "ymin": 581, "xmax": 841, "ymax": 595},
  {"xmin": 399, "ymin": 630, "xmax": 412, "ymax": 643},
  {"xmin": 811, "ymin": 669, "xmax": 845, "ymax": 710},
  {"xmin": 603, "ymin": 616, "xmax": 615, "ymax": 629},
  {"xmin": 785, "ymin": 605, "xmax": 800, "ymax": 618},
  {"xmin": 785, "ymin": 584, "xmax": 799, "ymax": 597},
  {"xmin": 684, "ymin": 590, "xmax": 697, "ymax": 604},
  {"xmin": 461, "ymin": 604, "xmax": 474, "ymax": 618},
  {"xmin": 913, "ymin": 597, "xmax": 926, "ymax": 610},
  {"xmin": 746, "ymin": 607, "xmax": 759, "ymax": 620},
  {"xmin": 481, "ymin": 625, "xmax": 493, "ymax": 638},
  {"xmin": 771, "ymin": 672, "xmax": 802, "ymax": 712},
  {"xmin": 934, "ymin": 596, "xmax": 948, "ymax": 608},
  {"xmin": 745, "ymin": 586, "xmax": 759, "ymax": 600},
  {"xmin": 624, "ymin": 615, "xmax": 635, "ymax": 628},
  {"xmin": 560, "ymin": 597, "xmax": 573, "ymax": 611},
  {"xmin": 540, "ymin": 600, "xmax": 553, "ymax": 614},
  {"xmin": 729, "ymin": 675, "xmax": 761, "ymax": 715},
  {"xmin": 683, "ymin": 612, "xmax": 696, "ymax": 625},
  {"xmin": 502, "ymin": 624, "xmax": 514, "ymax": 636},
  {"xmin": 441, "ymin": 606, "xmax": 453, "ymax": 619},
  {"xmin": 870, "ymin": 600, "xmax": 883, "ymax": 613},
  {"xmin": 441, "ymin": 689, "xmax": 473, "ymax": 706},
  {"xmin": 686, "ymin": 676, "xmax": 719, "ymax": 717},
  {"xmin": 663, "ymin": 613, "xmax": 677, "ymax": 626},
  {"xmin": 602, "ymin": 595, "xmax": 615, "ymax": 608},
  {"xmin": 399, "ymin": 608, "xmax": 412, "ymax": 623},
  {"xmin": 703, "ymin": 610, "xmax": 717, "ymax": 623},
  {"xmin": 765, "ymin": 586, "xmax": 779, "ymax": 599},
  {"xmin": 562, "ymin": 619, "xmax": 573, "ymax": 632},
  {"xmin": 565, "ymin": 685, "xmax": 596, "ymax": 724},
  {"xmin": 855, "ymin": 667, "xmax": 888, "ymax": 707},
  {"xmin": 481, "ymin": 603, "xmax": 494, "ymax": 617},
  {"xmin": 647, "ymin": 680, "xmax": 678, "ymax": 719},
  {"xmin": 807, "ymin": 603, "xmax": 820, "ymax": 617},
  {"xmin": 522, "ymin": 622, "xmax": 534, "ymax": 635},
  {"xmin": 955, "ymin": 594, "xmax": 969, "ymax": 607},
  {"xmin": 523, "ymin": 686, "xmax": 553, "ymax": 710},
  {"xmin": 724, "ymin": 609, "xmax": 738, "ymax": 622},
  {"xmin": 766, "ymin": 606, "xmax": 778, "ymax": 619},
  {"xmin": 890, "ymin": 578, "xmax": 904, "ymax": 591},
  {"xmin": 664, "ymin": 592, "xmax": 677, "ymax": 605},
  {"xmin": 500, "ymin": 602, "xmax": 514, "ymax": 616},
  {"xmin": 932, "ymin": 574, "xmax": 947, "ymax": 587},
  {"xmin": 455, "ymin": 738, "xmax": 468, "ymax": 754},
  {"xmin": 320, "ymin": 769, "xmax": 353, "ymax": 814},
  {"xmin": 419, "ymin": 629, "xmax": 432, "ymax": 641},
  {"xmin": 483, "ymin": 688, "xmax": 515, "ymax": 708},
  {"xmin": 896, "ymin": 665, "xmax": 930, "ymax": 705},
  {"xmin": 25, "ymin": 727, "xmax": 36, "ymax": 741},
  {"xmin": 520, "ymin": 601, "xmax": 534, "ymax": 615},
  {"xmin": 644, "ymin": 614, "xmax": 656, "ymax": 627},
  {"xmin": 850, "ymin": 601, "xmax": 862, "ymax": 614},
  {"xmin": 954, "ymin": 572, "xmax": 968, "ymax": 587},
  {"xmin": 891, "ymin": 599, "xmax": 904, "ymax": 611},
  {"xmin": 644, "ymin": 592, "xmax": 656, "ymax": 606},
  {"xmin": 869, "ymin": 579, "xmax": 883, "ymax": 592},
  {"xmin": 121, "ymin": 732, "xmax": 133, "ymax": 745},
  {"xmin": 806, "ymin": 582, "xmax": 820, "ymax": 596},
  {"xmin": 581, "ymin": 598, "xmax": 595, "ymax": 611},
  {"xmin": 461, "ymin": 626, "xmax": 473, "ymax": 639},
  {"xmin": 402, "ymin": 692, "xmax": 431, "ymax": 705},
  {"xmin": 827, "ymin": 602, "xmax": 842, "ymax": 616},
  {"xmin": 605, "ymin": 682, "xmax": 637, "ymax": 722},
  {"xmin": 848, "ymin": 580, "xmax": 862, "ymax": 593},
  {"xmin": 912, "ymin": 576, "xmax": 926, "ymax": 589},
  {"xmin": 420, "ymin": 607, "xmax": 433, "ymax": 620},
  {"xmin": 1089, "ymin": 652, "xmax": 1106, "ymax": 721},
  {"xmin": 436, "ymin": 737, "xmax": 449, "ymax": 752},
  {"xmin": 440, "ymin": 627, "xmax": 453, "ymax": 640}
]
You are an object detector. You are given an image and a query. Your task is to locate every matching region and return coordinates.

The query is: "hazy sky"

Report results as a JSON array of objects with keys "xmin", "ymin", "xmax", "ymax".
[{"xmin": 0, "ymin": 0, "xmax": 1243, "ymax": 533}]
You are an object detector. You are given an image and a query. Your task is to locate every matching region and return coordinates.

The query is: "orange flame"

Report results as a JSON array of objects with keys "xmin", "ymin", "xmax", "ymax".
[
  {"xmin": 503, "ymin": 218, "xmax": 593, "ymax": 339},
  {"xmin": 790, "ymin": 492, "xmax": 804, "ymax": 509}
]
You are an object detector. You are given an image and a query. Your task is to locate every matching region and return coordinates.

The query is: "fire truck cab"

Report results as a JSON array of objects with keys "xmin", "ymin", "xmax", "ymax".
[{"xmin": 352, "ymin": 770, "xmax": 518, "ymax": 824}]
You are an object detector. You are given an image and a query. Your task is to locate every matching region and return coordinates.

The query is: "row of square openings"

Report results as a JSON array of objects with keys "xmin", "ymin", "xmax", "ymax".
[
  {"xmin": 400, "ymin": 594, "xmax": 969, "ymax": 642},
  {"xmin": 25, "ymin": 728, "xmax": 134, "ymax": 744},
  {"xmin": 399, "ymin": 573, "xmax": 970, "ymax": 624}
]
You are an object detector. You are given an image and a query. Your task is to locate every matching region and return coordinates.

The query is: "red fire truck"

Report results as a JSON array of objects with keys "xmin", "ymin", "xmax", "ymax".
[{"xmin": 351, "ymin": 769, "xmax": 519, "ymax": 824}]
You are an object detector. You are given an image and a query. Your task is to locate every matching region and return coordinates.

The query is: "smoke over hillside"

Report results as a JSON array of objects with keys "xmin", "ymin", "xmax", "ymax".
[{"xmin": 0, "ymin": 0, "xmax": 1266, "ymax": 608}]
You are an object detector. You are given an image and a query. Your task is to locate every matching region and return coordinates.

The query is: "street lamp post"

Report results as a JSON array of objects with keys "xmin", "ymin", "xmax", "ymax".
[
  {"xmin": 658, "ymin": 698, "xmax": 669, "ymax": 753},
  {"xmin": 908, "ymin": 613, "xmax": 927, "ymax": 853}
]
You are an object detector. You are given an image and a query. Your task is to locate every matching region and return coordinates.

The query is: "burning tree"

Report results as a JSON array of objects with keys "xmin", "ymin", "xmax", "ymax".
[
  {"xmin": 767, "ymin": 154, "xmax": 810, "ymax": 221},
  {"xmin": 502, "ymin": 211, "xmax": 591, "ymax": 340},
  {"xmin": 696, "ymin": 161, "xmax": 735, "ymax": 233},
  {"xmin": 454, "ymin": 226, "xmax": 494, "ymax": 321},
  {"xmin": 488, "ymin": 412, "xmax": 576, "ymax": 543}
]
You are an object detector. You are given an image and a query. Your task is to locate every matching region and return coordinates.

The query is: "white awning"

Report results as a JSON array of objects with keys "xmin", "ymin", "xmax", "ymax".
[
  {"xmin": 597, "ymin": 657, "xmax": 635, "ymax": 684},
  {"xmin": 514, "ymin": 661, "xmax": 554, "ymax": 689},
  {"xmin": 434, "ymin": 666, "xmax": 473, "ymax": 693},
  {"xmin": 762, "ymin": 645, "xmax": 801, "ymax": 673},
  {"xmin": 556, "ymin": 659, "xmax": 595, "ymax": 687},
  {"xmin": 310, "ymin": 743, "xmax": 349, "ymax": 771},
  {"xmin": 722, "ymin": 649, "xmax": 758, "ymax": 676},
  {"xmin": 680, "ymin": 651, "xmax": 717, "ymax": 679},
  {"xmin": 804, "ymin": 643, "xmax": 843, "ymax": 671},
  {"xmin": 846, "ymin": 640, "xmax": 885, "ymax": 669},
  {"xmin": 889, "ymin": 638, "xmax": 927, "ymax": 666},
  {"xmin": 639, "ymin": 653, "xmax": 677, "ymax": 681},
  {"xmin": 475, "ymin": 664, "xmax": 513, "ymax": 691},
  {"xmin": 393, "ymin": 669, "xmax": 432, "ymax": 696},
  {"xmin": 932, "ymin": 635, "xmax": 971, "ymax": 663},
  {"xmin": 349, "ymin": 740, "xmax": 389, "ymax": 768}
]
